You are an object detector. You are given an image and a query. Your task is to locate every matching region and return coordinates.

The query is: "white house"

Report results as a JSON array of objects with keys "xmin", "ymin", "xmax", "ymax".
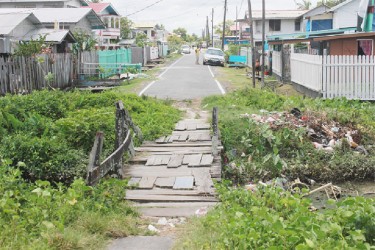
[
  {"xmin": 132, "ymin": 22, "xmax": 156, "ymax": 42},
  {"xmin": 236, "ymin": 10, "xmax": 307, "ymax": 46},
  {"xmin": 0, "ymin": 0, "xmax": 87, "ymax": 8},
  {"xmin": 82, "ymin": 2, "xmax": 121, "ymax": 45},
  {"xmin": 330, "ymin": 0, "xmax": 361, "ymax": 29}
]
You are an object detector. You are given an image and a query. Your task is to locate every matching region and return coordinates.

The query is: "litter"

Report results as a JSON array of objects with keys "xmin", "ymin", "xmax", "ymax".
[
  {"xmin": 243, "ymin": 108, "xmax": 366, "ymax": 154},
  {"xmin": 148, "ymin": 224, "xmax": 159, "ymax": 232}
]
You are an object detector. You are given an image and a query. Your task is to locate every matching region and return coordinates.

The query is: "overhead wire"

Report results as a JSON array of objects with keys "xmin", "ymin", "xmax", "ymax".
[{"xmin": 125, "ymin": 0, "xmax": 166, "ymax": 17}]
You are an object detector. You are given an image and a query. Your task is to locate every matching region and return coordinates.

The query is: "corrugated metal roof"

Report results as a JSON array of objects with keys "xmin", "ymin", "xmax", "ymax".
[
  {"xmin": 245, "ymin": 10, "xmax": 307, "ymax": 20},
  {"xmin": 21, "ymin": 28, "xmax": 75, "ymax": 43},
  {"xmin": 0, "ymin": 12, "xmax": 37, "ymax": 35}
]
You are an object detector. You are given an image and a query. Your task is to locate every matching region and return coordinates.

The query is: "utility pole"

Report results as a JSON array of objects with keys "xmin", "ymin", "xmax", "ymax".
[
  {"xmin": 222, "ymin": 0, "xmax": 227, "ymax": 51},
  {"xmin": 212, "ymin": 8, "xmax": 214, "ymax": 47},
  {"xmin": 261, "ymin": 0, "xmax": 265, "ymax": 88},
  {"xmin": 206, "ymin": 16, "xmax": 210, "ymax": 46},
  {"xmin": 247, "ymin": 0, "xmax": 255, "ymax": 88}
]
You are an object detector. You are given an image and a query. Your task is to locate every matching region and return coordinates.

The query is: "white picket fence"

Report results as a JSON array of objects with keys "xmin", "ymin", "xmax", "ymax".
[
  {"xmin": 291, "ymin": 53, "xmax": 322, "ymax": 91},
  {"xmin": 272, "ymin": 51, "xmax": 282, "ymax": 77},
  {"xmin": 323, "ymin": 55, "xmax": 375, "ymax": 100}
]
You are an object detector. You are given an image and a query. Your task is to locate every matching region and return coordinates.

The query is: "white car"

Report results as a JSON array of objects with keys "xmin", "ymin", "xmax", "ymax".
[
  {"xmin": 181, "ymin": 45, "xmax": 191, "ymax": 54},
  {"xmin": 203, "ymin": 47, "xmax": 225, "ymax": 66}
]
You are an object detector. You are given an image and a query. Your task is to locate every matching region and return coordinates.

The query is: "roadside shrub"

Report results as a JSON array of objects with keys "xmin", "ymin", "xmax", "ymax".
[
  {"xmin": 0, "ymin": 133, "xmax": 87, "ymax": 184},
  {"xmin": 178, "ymin": 185, "xmax": 375, "ymax": 249}
]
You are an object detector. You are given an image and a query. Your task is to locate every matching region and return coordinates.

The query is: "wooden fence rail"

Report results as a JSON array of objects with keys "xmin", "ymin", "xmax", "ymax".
[
  {"xmin": 87, "ymin": 101, "xmax": 142, "ymax": 186},
  {"xmin": 0, "ymin": 54, "xmax": 74, "ymax": 95}
]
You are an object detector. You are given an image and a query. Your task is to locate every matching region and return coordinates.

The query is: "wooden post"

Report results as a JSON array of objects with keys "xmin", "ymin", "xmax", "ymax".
[
  {"xmin": 87, "ymin": 131, "xmax": 104, "ymax": 185},
  {"xmin": 115, "ymin": 101, "xmax": 126, "ymax": 149},
  {"xmin": 247, "ymin": 0, "xmax": 256, "ymax": 88}
]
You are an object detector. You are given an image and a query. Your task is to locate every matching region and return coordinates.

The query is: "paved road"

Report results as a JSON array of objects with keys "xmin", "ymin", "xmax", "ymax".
[{"xmin": 139, "ymin": 53, "xmax": 225, "ymax": 100}]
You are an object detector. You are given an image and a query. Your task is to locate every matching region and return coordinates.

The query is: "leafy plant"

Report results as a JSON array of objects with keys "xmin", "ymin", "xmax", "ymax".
[{"xmin": 13, "ymin": 35, "xmax": 49, "ymax": 57}]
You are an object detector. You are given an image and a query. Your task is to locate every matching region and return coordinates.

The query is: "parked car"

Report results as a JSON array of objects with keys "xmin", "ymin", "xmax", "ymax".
[
  {"xmin": 203, "ymin": 47, "xmax": 225, "ymax": 66},
  {"xmin": 181, "ymin": 45, "xmax": 191, "ymax": 54}
]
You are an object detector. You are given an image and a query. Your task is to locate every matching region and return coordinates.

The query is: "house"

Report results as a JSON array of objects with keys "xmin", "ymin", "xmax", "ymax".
[
  {"xmin": 132, "ymin": 22, "xmax": 156, "ymax": 42},
  {"xmin": 0, "ymin": 12, "xmax": 40, "ymax": 53},
  {"xmin": 314, "ymin": 32, "xmax": 375, "ymax": 56},
  {"xmin": 303, "ymin": 4, "xmax": 332, "ymax": 31},
  {"xmin": 0, "ymin": 10, "xmax": 76, "ymax": 54},
  {"xmin": 0, "ymin": 0, "xmax": 87, "ymax": 8},
  {"xmin": 236, "ymin": 10, "xmax": 307, "ymax": 47},
  {"xmin": 82, "ymin": 2, "xmax": 121, "ymax": 45},
  {"xmin": 329, "ymin": 0, "xmax": 361, "ymax": 29}
]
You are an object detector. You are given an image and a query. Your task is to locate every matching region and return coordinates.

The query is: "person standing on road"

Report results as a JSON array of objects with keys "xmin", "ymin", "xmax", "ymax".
[{"xmin": 195, "ymin": 47, "xmax": 201, "ymax": 64}]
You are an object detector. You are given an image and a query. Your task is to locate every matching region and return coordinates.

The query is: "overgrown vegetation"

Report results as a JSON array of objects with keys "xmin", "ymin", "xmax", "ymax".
[
  {"xmin": 203, "ymin": 88, "xmax": 375, "ymax": 183},
  {"xmin": 0, "ymin": 160, "xmax": 143, "ymax": 249},
  {"xmin": 0, "ymin": 90, "xmax": 181, "ymax": 184},
  {"xmin": 177, "ymin": 184, "xmax": 375, "ymax": 249}
]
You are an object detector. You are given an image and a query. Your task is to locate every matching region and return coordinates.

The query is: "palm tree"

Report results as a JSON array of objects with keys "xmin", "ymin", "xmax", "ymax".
[{"xmin": 295, "ymin": 0, "xmax": 312, "ymax": 10}]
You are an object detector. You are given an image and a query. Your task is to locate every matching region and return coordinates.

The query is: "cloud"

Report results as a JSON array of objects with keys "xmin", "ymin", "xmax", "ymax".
[{"xmin": 111, "ymin": 0, "xmax": 319, "ymax": 34}]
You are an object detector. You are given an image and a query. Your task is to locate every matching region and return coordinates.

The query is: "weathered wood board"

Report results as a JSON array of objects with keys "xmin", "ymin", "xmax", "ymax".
[
  {"xmin": 154, "ymin": 177, "xmax": 175, "ymax": 188},
  {"xmin": 138, "ymin": 176, "xmax": 157, "ymax": 189},
  {"xmin": 168, "ymin": 154, "xmax": 184, "ymax": 168},
  {"xmin": 200, "ymin": 154, "xmax": 214, "ymax": 166},
  {"xmin": 188, "ymin": 154, "xmax": 203, "ymax": 167}
]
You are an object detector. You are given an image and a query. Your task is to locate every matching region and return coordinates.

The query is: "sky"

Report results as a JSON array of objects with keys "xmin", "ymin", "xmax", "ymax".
[{"xmin": 110, "ymin": 0, "xmax": 320, "ymax": 35}]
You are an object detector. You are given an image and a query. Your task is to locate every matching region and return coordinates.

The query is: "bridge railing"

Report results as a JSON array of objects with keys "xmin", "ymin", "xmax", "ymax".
[{"xmin": 86, "ymin": 101, "xmax": 142, "ymax": 186}]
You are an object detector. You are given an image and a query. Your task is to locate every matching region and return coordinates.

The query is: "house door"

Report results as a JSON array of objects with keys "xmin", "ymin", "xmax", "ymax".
[{"xmin": 281, "ymin": 45, "xmax": 291, "ymax": 83}]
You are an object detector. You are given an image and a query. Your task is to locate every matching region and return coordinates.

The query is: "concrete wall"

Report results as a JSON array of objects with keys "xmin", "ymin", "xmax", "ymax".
[{"xmin": 253, "ymin": 19, "xmax": 302, "ymax": 41}]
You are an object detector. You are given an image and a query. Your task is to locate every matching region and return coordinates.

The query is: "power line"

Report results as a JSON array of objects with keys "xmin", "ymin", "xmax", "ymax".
[{"xmin": 126, "ymin": 0, "xmax": 166, "ymax": 17}]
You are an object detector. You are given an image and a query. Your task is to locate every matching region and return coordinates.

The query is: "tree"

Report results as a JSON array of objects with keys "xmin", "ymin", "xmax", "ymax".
[
  {"xmin": 167, "ymin": 34, "xmax": 183, "ymax": 51},
  {"xmin": 155, "ymin": 24, "xmax": 165, "ymax": 30},
  {"xmin": 72, "ymin": 29, "xmax": 97, "ymax": 54},
  {"xmin": 173, "ymin": 27, "xmax": 188, "ymax": 41},
  {"xmin": 135, "ymin": 32, "xmax": 148, "ymax": 47},
  {"xmin": 214, "ymin": 20, "xmax": 234, "ymax": 37},
  {"xmin": 317, "ymin": 0, "xmax": 346, "ymax": 7},
  {"xmin": 120, "ymin": 17, "xmax": 133, "ymax": 39},
  {"xmin": 14, "ymin": 35, "xmax": 49, "ymax": 57},
  {"xmin": 295, "ymin": 0, "xmax": 312, "ymax": 10}
]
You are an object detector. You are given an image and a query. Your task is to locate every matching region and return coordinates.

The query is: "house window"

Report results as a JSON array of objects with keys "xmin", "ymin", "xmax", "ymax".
[
  {"xmin": 269, "ymin": 19, "xmax": 281, "ymax": 32},
  {"xmin": 358, "ymin": 39, "xmax": 373, "ymax": 56},
  {"xmin": 295, "ymin": 20, "xmax": 301, "ymax": 31}
]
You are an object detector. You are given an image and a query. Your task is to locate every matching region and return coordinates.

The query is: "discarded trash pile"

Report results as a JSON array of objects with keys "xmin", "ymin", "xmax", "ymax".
[{"xmin": 242, "ymin": 108, "xmax": 367, "ymax": 154}]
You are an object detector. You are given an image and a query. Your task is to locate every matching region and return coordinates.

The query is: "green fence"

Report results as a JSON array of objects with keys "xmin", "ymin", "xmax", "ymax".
[{"xmin": 98, "ymin": 48, "xmax": 141, "ymax": 78}]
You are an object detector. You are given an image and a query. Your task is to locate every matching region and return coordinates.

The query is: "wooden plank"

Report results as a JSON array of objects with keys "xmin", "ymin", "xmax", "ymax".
[
  {"xmin": 200, "ymin": 154, "xmax": 214, "ymax": 166},
  {"xmin": 196, "ymin": 124, "xmax": 211, "ymax": 130},
  {"xmin": 170, "ymin": 135, "xmax": 180, "ymax": 142},
  {"xmin": 167, "ymin": 154, "xmax": 184, "ymax": 168},
  {"xmin": 173, "ymin": 176, "xmax": 194, "ymax": 190},
  {"xmin": 186, "ymin": 124, "xmax": 197, "ymax": 131},
  {"xmin": 188, "ymin": 133, "xmax": 199, "ymax": 142},
  {"xmin": 127, "ymin": 189, "xmax": 206, "ymax": 196},
  {"xmin": 154, "ymin": 177, "xmax": 175, "ymax": 188},
  {"xmin": 142, "ymin": 142, "xmax": 212, "ymax": 147},
  {"xmin": 176, "ymin": 134, "xmax": 188, "ymax": 142},
  {"xmin": 138, "ymin": 176, "xmax": 157, "ymax": 189},
  {"xmin": 164, "ymin": 136, "xmax": 172, "ymax": 143},
  {"xmin": 155, "ymin": 136, "xmax": 166, "ymax": 144},
  {"xmin": 153, "ymin": 155, "xmax": 164, "ymax": 165},
  {"xmin": 175, "ymin": 123, "xmax": 186, "ymax": 131},
  {"xmin": 126, "ymin": 194, "xmax": 217, "ymax": 202},
  {"xmin": 193, "ymin": 169, "xmax": 214, "ymax": 194},
  {"xmin": 188, "ymin": 154, "xmax": 203, "ymax": 167},
  {"xmin": 145, "ymin": 155, "xmax": 157, "ymax": 166},
  {"xmin": 160, "ymin": 155, "xmax": 171, "ymax": 165},
  {"xmin": 136, "ymin": 146, "xmax": 212, "ymax": 153},
  {"xmin": 128, "ymin": 177, "xmax": 141, "ymax": 186},
  {"xmin": 183, "ymin": 155, "xmax": 194, "ymax": 165}
]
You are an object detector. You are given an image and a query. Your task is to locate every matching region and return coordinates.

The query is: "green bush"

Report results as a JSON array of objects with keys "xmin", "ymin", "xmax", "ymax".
[
  {"xmin": 0, "ymin": 160, "xmax": 140, "ymax": 249},
  {"xmin": 178, "ymin": 185, "xmax": 375, "ymax": 249}
]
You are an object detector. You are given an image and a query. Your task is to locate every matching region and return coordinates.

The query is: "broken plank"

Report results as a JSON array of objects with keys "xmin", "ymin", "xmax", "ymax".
[
  {"xmin": 200, "ymin": 154, "xmax": 214, "ymax": 166},
  {"xmin": 193, "ymin": 169, "xmax": 214, "ymax": 194},
  {"xmin": 188, "ymin": 154, "xmax": 203, "ymax": 167},
  {"xmin": 154, "ymin": 177, "xmax": 175, "ymax": 188},
  {"xmin": 167, "ymin": 154, "xmax": 184, "ymax": 168},
  {"xmin": 138, "ymin": 176, "xmax": 157, "ymax": 189},
  {"xmin": 188, "ymin": 133, "xmax": 199, "ymax": 142},
  {"xmin": 124, "ymin": 165, "xmax": 194, "ymax": 177},
  {"xmin": 183, "ymin": 155, "xmax": 194, "ymax": 165},
  {"xmin": 164, "ymin": 136, "xmax": 171, "ymax": 143},
  {"xmin": 173, "ymin": 176, "xmax": 194, "ymax": 190}
]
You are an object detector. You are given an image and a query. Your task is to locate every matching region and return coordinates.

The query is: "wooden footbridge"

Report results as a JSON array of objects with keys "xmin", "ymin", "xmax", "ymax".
[{"xmin": 87, "ymin": 102, "xmax": 221, "ymax": 217}]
